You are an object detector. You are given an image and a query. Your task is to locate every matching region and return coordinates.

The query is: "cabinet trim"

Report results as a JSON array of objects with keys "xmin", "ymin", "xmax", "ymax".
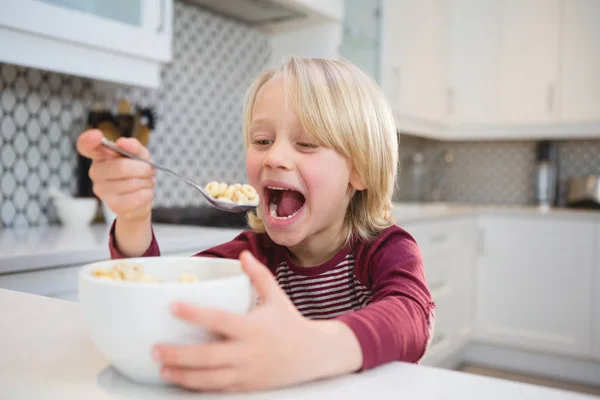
[
  {"xmin": 395, "ymin": 114, "xmax": 449, "ymax": 138},
  {"xmin": 0, "ymin": 27, "xmax": 161, "ymax": 88},
  {"xmin": 444, "ymin": 121, "xmax": 600, "ymax": 141},
  {"xmin": 463, "ymin": 342, "xmax": 600, "ymax": 388}
]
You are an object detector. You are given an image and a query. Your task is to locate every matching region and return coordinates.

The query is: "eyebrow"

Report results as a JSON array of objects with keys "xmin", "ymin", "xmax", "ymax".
[{"xmin": 249, "ymin": 117, "xmax": 273, "ymax": 126}]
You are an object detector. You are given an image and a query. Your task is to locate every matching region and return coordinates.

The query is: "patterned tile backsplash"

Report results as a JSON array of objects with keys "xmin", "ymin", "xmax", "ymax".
[
  {"xmin": 1, "ymin": 1, "xmax": 600, "ymax": 228},
  {"xmin": 0, "ymin": 1, "xmax": 270, "ymax": 228},
  {"xmin": 396, "ymin": 134, "xmax": 600, "ymax": 207}
]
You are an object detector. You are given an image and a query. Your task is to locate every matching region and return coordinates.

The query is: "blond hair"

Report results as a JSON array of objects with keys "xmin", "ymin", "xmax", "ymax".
[{"xmin": 243, "ymin": 56, "xmax": 398, "ymax": 243}]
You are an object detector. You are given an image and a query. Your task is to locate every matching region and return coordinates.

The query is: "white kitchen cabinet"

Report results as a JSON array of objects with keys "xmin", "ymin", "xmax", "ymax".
[
  {"xmin": 497, "ymin": 0, "xmax": 560, "ymax": 125},
  {"xmin": 595, "ymin": 222, "xmax": 600, "ymax": 361},
  {"xmin": 560, "ymin": 0, "xmax": 600, "ymax": 123},
  {"xmin": 449, "ymin": 219, "xmax": 477, "ymax": 341},
  {"xmin": 0, "ymin": 0, "xmax": 172, "ymax": 88},
  {"xmin": 475, "ymin": 216, "xmax": 594, "ymax": 359},
  {"xmin": 380, "ymin": 0, "xmax": 448, "ymax": 137},
  {"xmin": 404, "ymin": 217, "xmax": 478, "ymax": 364},
  {"xmin": 448, "ymin": 0, "xmax": 499, "ymax": 127},
  {"xmin": 428, "ymin": 0, "xmax": 600, "ymax": 140}
]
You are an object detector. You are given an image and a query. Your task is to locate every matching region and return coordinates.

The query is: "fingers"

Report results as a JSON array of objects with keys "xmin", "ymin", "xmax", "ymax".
[
  {"xmin": 89, "ymin": 158, "xmax": 155, "ymax": 182},
  {"xmin": 239, "ymin": 251, "xmax": 280, "ymax": 302},
  {"xmin": 171, "ymin": 303, "xmax": 250, "ymax": 338},
  {"xmin": 77, "ymin": 129, "xmax": 151, "ymax": 161},
  {"xmin": 115, "ymin": 136, "xmax": 151, "ymax": 161},
  {"xmin": 76, "ymin": 129, "xmax": 119, "ymax": 161},
  {"xmin": 153, "ymin": 342, "xmax": 240, "ymax": 369},
  {"xmin": 160, "ymin": 367, "xmax": 239, "ymax": 392}
]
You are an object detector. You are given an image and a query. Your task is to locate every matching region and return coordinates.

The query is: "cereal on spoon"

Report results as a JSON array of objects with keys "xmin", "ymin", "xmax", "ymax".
[{"xmin": 204, "ymin": 182, "xmax": 258, "ymax": 205}]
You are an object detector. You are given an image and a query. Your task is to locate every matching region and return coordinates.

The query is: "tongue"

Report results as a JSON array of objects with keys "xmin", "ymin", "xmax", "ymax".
[{"xmin": 277, "ymin": 190, "xmax": 304, "ymax": 217}]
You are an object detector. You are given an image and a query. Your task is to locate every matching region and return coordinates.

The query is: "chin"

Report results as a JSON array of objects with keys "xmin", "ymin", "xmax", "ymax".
[{"xmin": 264, "ymin": 227, "xmax": 306, "ymax": 248}]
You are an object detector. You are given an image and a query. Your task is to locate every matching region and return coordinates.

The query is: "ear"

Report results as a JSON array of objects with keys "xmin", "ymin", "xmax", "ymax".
[{"xmin": 349, "ymin": 168, "xmax": 366, "ymax": 191}]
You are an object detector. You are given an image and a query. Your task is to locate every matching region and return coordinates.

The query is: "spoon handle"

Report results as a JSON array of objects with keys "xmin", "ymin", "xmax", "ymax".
[{"xmin": 100, "ymin": 137, "xmax": 203, "ymax": 191}]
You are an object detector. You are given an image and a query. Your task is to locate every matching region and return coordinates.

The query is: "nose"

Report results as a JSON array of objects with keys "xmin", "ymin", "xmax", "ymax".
[{"xmin": 263, "ymin": 139, "xmax": 293, "ymax": 171}]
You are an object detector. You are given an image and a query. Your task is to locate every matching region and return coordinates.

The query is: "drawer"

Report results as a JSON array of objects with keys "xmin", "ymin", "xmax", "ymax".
[
  {"xmin": 406, "ymin": 221, "xmax": 461, "ymax": 258},
  {"xmin": 0, "ymin": 265, "xmax": 82, "ymax": 298},
  {"xmin": 423, "ymin": 252, "xmax": 453, "ymax": 293},
  {"xmin": 404, "ymin": 219, "xmax": 476, "ymax": 294}
]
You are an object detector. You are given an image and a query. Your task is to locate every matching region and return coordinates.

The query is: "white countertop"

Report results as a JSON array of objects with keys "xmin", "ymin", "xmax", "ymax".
[
  {"xmin": 392, "ymin": 202, "xmax": 600, "ymax": 224},
  {"xmin": 0, "ymin": 288, "xmax": 592, "ymax": 400},
  {"xmin": 2, "ymin": 204, "xmax": 599, "ymax": 275},
  {"xmin": 0, "ymin": 224, "xmax": 244, "ymax": 274}
]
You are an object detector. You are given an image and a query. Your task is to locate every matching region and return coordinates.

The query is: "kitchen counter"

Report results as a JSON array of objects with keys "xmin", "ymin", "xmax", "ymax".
[
  {"xmin": 0, "ymin": 224, "xmax": 244, "ymax": 274},
  {"xmin": 0, "ymin": 288, "xmax": 592, "ymax": 400},
  {"xmin": 393, "ymin": 202, "xmax": 600, "ymax": 224},
  {"xmin": 2, "ymin": 204, "xmax": 598, "ymax": 275}
]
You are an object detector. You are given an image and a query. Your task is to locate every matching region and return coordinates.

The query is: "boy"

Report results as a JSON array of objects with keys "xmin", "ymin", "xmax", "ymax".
[{"xmin": 77, "ymin": 57, "xmax": 434, "ymax": 392}]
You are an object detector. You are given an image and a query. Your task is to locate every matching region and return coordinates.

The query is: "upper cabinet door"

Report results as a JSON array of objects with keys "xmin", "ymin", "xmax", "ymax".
[
  {"xmin": 560, "ymin": 0, "xmax": 600, "ymax": 123},
  {"xmin": 449, "ymin": 0, "xmax": 499, "ymax": 126},
  {"xmin": 497, "ymin": 0, "xmax": 560, "ymax": 125},
  {"xmin": 0, "ymin": 0, "xmax": 172, "ymax": 63},
  {"xmin": 380, "ymin": 0, "xmax": 448, "ymax": 135}
]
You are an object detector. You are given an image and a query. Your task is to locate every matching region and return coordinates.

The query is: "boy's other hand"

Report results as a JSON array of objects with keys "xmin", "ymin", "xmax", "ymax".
[
  {"xmin": 153, "ymin": 251, "xmax": 362, "ymax": 392},
  {"xmin": 76, "ymin": 129, "xmax": 155, "ymax": 223}
]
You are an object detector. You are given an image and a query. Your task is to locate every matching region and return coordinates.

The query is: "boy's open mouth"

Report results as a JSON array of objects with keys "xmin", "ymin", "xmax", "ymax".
[{"xmin": 264, "ymin": 186, "xmax": 306, "ymax": 219}]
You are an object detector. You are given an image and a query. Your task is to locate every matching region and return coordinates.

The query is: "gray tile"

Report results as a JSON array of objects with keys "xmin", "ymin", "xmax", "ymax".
[
  {"xmin": 13, "ymin": 186, "xmax": 28, "ymax": 209},
  {"xmin": 13, "ymin": 159, "xmax": 29, "ymax": 182},
  {"xmin": 1, "ymin": 89, "xmax": 16, "ymax": 111}
]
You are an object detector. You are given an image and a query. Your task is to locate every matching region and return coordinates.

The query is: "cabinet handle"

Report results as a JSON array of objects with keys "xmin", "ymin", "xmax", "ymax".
[
  {"xmin": 547, "ymin": 84, "xmax": 555, "ymax": 112},
  {"xmin": 157, "ymin": 0, "xmax": 166, "ymax": 33},
  {"xmin": 430, "ymin": 234, "xmax": 447, "ymax": 243}
]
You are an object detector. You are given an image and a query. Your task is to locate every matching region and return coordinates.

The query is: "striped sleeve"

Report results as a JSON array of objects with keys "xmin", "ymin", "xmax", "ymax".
[{"xmin": 336, "ymin": 226, "xmax": 434, "ymax": 370}]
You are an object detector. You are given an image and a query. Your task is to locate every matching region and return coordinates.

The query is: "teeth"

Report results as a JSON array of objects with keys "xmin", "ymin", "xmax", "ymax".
[{"xmin": 267, "ymin": 186, "xmax": 289, "ymax": 191}]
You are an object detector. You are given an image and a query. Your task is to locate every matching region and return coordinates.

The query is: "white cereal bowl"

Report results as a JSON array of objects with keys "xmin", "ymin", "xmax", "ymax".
[{"xmin": 78, "ymin": 257, "xmax": 252, "ymax": 385}]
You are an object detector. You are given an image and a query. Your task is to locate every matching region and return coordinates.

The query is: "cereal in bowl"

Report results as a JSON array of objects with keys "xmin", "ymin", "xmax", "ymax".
[
  {"xmin": 204, "ymin": 181, "xmax": 258, "ymax": 205},
  {"xmin": 92, "ymin": 262, "xmax": 198, "ymax": 283}
]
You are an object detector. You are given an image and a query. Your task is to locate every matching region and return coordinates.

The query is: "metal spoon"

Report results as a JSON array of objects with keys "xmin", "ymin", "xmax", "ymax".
[{"xmin": 100, "ymin": 137, "xmax": 257, "ymax": 213}]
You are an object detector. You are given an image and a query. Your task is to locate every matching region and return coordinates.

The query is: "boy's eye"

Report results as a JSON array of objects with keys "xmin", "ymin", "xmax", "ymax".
[
  {"xmin": 298, "ymin": 142, "xmax": 318, "ymax": 149},
  {"xmin": 253, "ymin": 139, "xmax": 272, "ymax": 146}
]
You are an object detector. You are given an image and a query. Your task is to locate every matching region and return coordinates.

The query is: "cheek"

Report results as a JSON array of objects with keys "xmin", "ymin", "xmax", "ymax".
[
  {"xmin": 304, "ymin": 154, "xmax": 351, "ymax": 198},
  {"xmin": 246, "ymin": 151, "xmax": 262, "ymax": 187}
]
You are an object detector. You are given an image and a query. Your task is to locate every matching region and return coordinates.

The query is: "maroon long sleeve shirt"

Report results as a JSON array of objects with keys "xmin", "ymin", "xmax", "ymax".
[{"xmin": 109, "ymin": 224, "xmax": 435, "ymax": 370}]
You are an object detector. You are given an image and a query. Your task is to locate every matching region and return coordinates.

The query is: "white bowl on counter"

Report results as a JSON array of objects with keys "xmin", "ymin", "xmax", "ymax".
[
  {"xmin": 49, "ymin": 187, "xmax": 98, "ymax": 228},
  {"xmin": 78, "ymin": 257, "xmax": 253, "ymax": 385}
]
